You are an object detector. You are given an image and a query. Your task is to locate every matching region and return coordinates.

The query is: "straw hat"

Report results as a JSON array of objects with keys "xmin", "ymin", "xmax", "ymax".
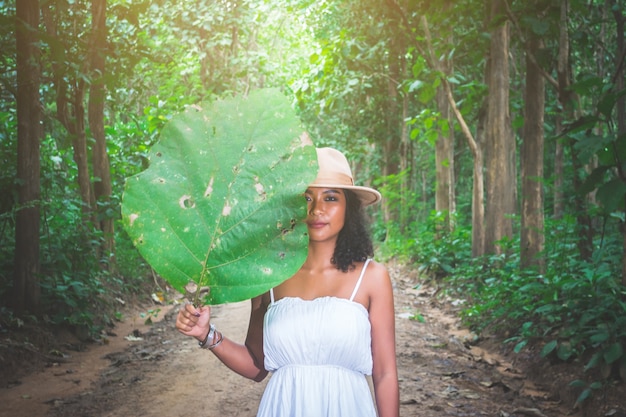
[{"xmin": 310, "ymin": 147, "xmax": 381, "ymax": 206}]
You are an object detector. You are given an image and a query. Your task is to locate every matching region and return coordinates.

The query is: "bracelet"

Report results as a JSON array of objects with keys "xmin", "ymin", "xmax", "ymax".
[
  {"xmin": 198, "ymin": 323, "xmax": 215, "ymax": 349},
  {"xmin": 208, "ymin": 331, "xmax": 223, "ymax": 350}
]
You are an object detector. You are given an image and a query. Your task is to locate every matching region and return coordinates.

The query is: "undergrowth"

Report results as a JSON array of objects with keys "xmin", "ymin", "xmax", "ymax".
[
  {"xmin": 380, "ymin": 210, "xmax": 626, "ymax": 406},
  {"xmin": 0, "ymin": 116, "xmax": 158, "ymax": 339}
]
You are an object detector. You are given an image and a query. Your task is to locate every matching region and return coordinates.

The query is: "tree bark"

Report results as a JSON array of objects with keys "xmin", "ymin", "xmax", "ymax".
[
  {"xmin": 434, "ymin": 58, "xmax": 456, "ymax": 232},
  {"xmin": 612, "ymin": 2, "xmax": 626, "ymax": 286},
  {"xmin": 556, "ymin": 0, "xmax": 593, "ymax": 261},
  {"xmin": 484, "ymin": 0, "xmax": 515, "ymax": 255},
  {"xmin": 553, "ymin": 117, "xmax": 564, "ymax": 218},
  {"xmin": 14, "ymin": 0, "xmax": 42, "ymax": 313},
  {"xmin": 399, "ymin": 84, "xmax": 410, "ymax": 233},
  {"xmin": 89, "ymin": 0, "xmax": 115, "ymax": 262},
  {"xmin": 71, "ymin": 84, "xmax": 94, "ymax": 215},
  {"xmin": 421, "ymin": 15, "xmax": 482, "ymax": 254},
  {"xmin": 521, "ymin": 36, "xmax": 545, "ymax": 272},
  {"xmin": 381, "ymin": 35, "xmax": 404, "ymax": 229},
  {"xmin": 42, "ymin": 3, "xmax": 94, "ymax": 222}
]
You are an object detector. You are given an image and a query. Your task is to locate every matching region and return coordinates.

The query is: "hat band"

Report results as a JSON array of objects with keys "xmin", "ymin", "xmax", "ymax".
[{"xmin": 311, "ymin": 172, "xmax": 354, "ymax": 187}]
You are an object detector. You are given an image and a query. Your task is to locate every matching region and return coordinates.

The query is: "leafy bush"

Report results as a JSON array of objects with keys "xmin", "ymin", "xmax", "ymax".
[
  {"xmin": 388, "ymin": 210, "xmax": 626, "ymax": 390},
  {"xmin": 0, "ymin": 114, "xmax": 157, "ymax": 337},
  {"xmin": 385, "ymin": 209, "xmax": 472, "ymax": 279}
]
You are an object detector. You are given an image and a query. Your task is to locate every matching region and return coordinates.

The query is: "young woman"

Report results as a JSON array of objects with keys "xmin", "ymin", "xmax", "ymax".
[{"xmin": 176, "ymin": 147, "xmax": 399, "ymax": 417}]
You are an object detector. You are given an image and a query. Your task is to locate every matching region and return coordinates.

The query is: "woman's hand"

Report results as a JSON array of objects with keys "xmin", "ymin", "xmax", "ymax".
[{"xmin": 175, "ymin": 303, "xmax": 211, "ymax": 342}]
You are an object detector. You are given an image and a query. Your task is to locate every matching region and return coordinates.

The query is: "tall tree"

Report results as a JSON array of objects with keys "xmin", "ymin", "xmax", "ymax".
[
  {"xmin": 89, "ymin": 0, "xmax": 115, "ymax": 261},
  {"xmin": 421, "ymin": 14, "xmax": 485, "ymax": 255},
  {"xmin": 42, "ymin": 2, "xmax": 94, "ymax": 223},
  {"xmin": 381, "ymin": 13, "xmax": 408, "ymax": 228},
  {"xmin": 432, "ymin": 7, "xmax": 456, "ymax": 232},
  {"xmin": 610, "ymin": 1, "xmax": 626, "ymax": 286},
  {"xmin": 14, "ymin": 0, "xmax": 42, "ymax": 313},
  {"xmin": 521, "ymin": 35, "xmax": 546, "ymax": 271},
  {"xmin": 556, "ymin": 0, "xmax": 593, "ymax": 261},
  {"xmin": 484, "ymin": 0, "xmax": 516, "ymax": 255}
]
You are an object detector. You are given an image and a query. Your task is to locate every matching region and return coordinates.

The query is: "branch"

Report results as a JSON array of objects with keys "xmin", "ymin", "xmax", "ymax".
[
  {"xmin": 503, "ymin": 0, "xmax": 559, "ymax": 89},
  {"xmin": 420, "ymin": 16, "xmax": 479, "ymax": 157}
]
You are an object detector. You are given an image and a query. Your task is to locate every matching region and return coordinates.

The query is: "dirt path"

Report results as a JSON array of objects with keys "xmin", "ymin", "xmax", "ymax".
[{"xmin": 0, "ymin": 263, "xmax": 601, "ymax": 417}]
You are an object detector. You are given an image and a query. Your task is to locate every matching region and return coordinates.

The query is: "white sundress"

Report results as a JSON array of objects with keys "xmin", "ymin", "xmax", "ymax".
[{"xmin": 257, "ymin": 259, "xmax": 376, "ymax": 417}]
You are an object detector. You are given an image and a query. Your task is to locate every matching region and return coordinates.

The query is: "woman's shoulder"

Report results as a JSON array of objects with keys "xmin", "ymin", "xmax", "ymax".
[
  {"xmin": 360, "ymin": 259, "xmax": 394, "ymax": 308},
  {"xmin": 364, "ymin": 258, "xmax": 389, "ymax": 275},
  {"xmin": 361, "ymin": 259, "xmax": 391, "ymax": 286}
]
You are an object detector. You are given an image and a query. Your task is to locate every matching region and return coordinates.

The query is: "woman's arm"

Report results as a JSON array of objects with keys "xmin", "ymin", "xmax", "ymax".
[
  {"xmin": 367, "ymin": 262, "xmax": 399, "ymax": 417},
  {"xmin": 176, "ymin": 294, "xmax": 269, "ymax": 382}
]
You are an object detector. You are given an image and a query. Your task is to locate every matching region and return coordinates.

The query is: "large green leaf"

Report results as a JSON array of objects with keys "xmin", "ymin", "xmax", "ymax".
[{"xmin": 122, "ymin": 89, "xmax": 317, "ymax": 305}]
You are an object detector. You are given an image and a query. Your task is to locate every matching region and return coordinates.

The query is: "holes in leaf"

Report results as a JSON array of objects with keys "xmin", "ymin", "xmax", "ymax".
[
  {"xmin": 179, "ymin": 195, "xmax": 196, "ymax": 209},
  {"xmin": 281, "ymin": 218, "xmax": 297, "ymax": 235},
  {"xmin": 254, "ymin": 177, "xmax": 267, "ymax": 201},
  {"xmin": 204, "ymin": 177, "xmax": 214, "ymax": 197}
]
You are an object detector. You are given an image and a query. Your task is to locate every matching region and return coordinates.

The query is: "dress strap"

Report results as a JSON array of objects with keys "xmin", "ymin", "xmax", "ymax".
[
  {"xmin": 349, "ymin": 258, "xmax": 372, "ymax": 302},
  {"xmin": 269, "ymin": 287, "xmax": 275, "ymax": 304}
]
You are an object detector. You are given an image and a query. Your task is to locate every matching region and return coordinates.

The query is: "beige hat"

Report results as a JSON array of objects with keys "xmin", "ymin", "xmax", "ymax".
[{"xmin": 310, "ymin": 147, "xmax": 381, "ymax": 206}]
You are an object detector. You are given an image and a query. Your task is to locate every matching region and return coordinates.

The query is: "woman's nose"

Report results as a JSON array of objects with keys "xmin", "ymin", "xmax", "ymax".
[{"xmin": 308, "ymin": 202, "xmax": 321, "ymax": 215}]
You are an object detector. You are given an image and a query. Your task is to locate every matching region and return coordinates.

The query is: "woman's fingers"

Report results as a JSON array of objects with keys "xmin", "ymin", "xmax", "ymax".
[
  {"xmin": 176, "ymin": 303, "xmax": 211, "ymax": 338},
  {"xmin": 176, "ymin": 303, "xmax": 198, "ymax": 331}
]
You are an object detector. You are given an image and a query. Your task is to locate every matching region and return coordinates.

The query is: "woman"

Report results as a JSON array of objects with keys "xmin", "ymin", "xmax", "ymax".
[{"xmin": 176, "ymin": 147, "xmax": 399, "ymax": 417}]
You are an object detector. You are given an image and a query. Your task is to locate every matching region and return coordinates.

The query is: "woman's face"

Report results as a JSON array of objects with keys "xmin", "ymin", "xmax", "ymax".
[{"xmin": 304, "ymin": 187, "xmax": 346, "ymax": 243}]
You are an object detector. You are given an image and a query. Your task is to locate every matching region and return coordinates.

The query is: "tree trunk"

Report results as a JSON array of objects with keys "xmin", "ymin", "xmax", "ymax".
[
  {"xmin": 381, "ymin": 38, "xmax": 404, "ymax": 229},
  {"xmin": 89, "ymin": 0, "xmax": 115, "ymax": 263},
  {"xmin": 71, "ymin": 84, "xmax": 94, "ymax": 215},
  {"xmin": 521, "ymin": 36, "xmax": 545, "ymax": 272},
  {"xmin": 422, "ymin": 15, "xmax": 481, "ymax": 253},
  {"xmin": 473, "ymin": 104, "xmax": 487, "ymax": 257},
  {"xmin": 435, "ymin": 87, "xmax": 456, "ymax": 228},
  {"xmin": 612, "ymin": 3, "xmax": 626, "ymax": 286},
  {"xmin": 484, "ymin": 0, "xmax": 515, "ymax": 255},
  {"xmin": 42, "ymin": 4, "xmax": 94, "ymax": 222},
  {"xmin": 399, "ymin": 86, "xmax": 410, "ymax": 233},
  {"xmin": 14, "ymin": 0, "xmax": 42, "ymax": 314},
  {"xmin": 556, "ymin": 0, "xmax": 593, "ymax": 261},
  {"xmin": 553, "ymin": 117, "xmax": 564, "ymax": 218}
]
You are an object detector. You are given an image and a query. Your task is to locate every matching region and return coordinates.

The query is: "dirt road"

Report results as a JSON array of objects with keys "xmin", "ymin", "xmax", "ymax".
[{"xmin": 1, "ymin": 262, "xmax": 615, "ymax": 417}]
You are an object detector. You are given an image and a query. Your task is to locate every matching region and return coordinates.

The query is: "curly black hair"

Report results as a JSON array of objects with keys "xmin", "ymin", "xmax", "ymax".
[{"xmin": 331, "ymin": 189, "xmax": 374, "ymax": 272}]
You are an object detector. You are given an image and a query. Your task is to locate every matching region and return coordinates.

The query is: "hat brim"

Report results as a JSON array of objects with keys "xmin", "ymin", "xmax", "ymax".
[{"xmin": 311, "ymin": 183, "xmax": 382, "ymax": 206}]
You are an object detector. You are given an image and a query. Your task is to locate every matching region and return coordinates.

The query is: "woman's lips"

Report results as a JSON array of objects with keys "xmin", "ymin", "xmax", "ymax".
[{"xmin": 307, "ymin": 221, "xmax": 326, "ymax": 229}]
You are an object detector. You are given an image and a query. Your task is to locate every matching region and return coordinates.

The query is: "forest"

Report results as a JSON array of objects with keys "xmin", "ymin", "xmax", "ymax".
[{"xmin": 1, "ymin": 0, "xmax": 625, "ymax": 409}]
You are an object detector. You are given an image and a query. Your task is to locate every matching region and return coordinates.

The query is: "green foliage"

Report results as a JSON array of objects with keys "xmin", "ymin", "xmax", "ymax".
[
  {"xmin": 122, "ymin": 90, "xmax": 317, "ymax": 305},
  {"xmin": 37, "ymin": 194, "xmax": 108, "ymax": 333},
  {"xmin": 2, "ymin": 3, "xmax": 626, "ymax": 408},
  {"xmin": 0, "ymin": 108, "xmax": 17, "ymax": 281},
  {"xmin": 382, "ymin": 210, "xmax": 471, "ymax": 278},
  {"xmin": 399, "ymin": 212, "xmax": 626, "ymax": 393}
]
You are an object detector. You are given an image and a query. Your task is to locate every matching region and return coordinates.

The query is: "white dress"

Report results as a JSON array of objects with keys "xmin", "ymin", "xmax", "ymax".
[{"xmin": 257, "ymin": 259, "xmax": 376, "ymax": 417}]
